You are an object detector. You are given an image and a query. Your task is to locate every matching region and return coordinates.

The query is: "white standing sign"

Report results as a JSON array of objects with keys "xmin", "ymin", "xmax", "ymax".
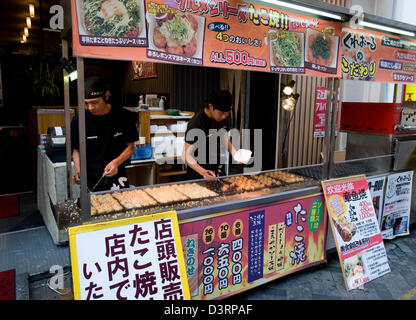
[
  {"xmin": 69, "ymin": 211, "xmax": 190, "ymax": 300},
  {"xmin": 381, "ymin": 171, "xmax": 413, "ymax": 240}
]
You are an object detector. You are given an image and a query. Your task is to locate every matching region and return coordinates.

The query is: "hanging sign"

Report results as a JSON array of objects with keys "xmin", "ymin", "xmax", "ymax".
[
  {"xmin": 72, "ymin": 0, "xmax": 341, "ymax": 77},
  {"xmin": 69, "ymin": 210, "xmax": 190, "ymax": 300},
  {"xmin": 381, "ymin": 171, "xmax": 413, "ymax": 240},
  {"xmin": 313, "ymin": 86, "xmax": 340, "ymax": 138},
  {"xmin": 322, "ymin": 175, "xmax": 390, "ymax": 291},
  {"xmin": 341, "ymin": 26, "xmax": 416, "ymax": 84},
  {"xmin": 179, "ymin": 193, "xmax": 327, "ymax": 300}
]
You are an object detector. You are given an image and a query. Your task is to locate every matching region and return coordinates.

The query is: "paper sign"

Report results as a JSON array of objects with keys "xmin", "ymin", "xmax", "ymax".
[
  {"xmin": 381, "ymin": 171, "xmax": 413, "ymax": 240},
  {"xmin": 367, "ymin": 175, "xmax": 386, "ymax": 227},
  {"xmin": 322, "ymin": 175, "xmax": 390, "ymax": 291},
  {"xmin": 69, "ymin": 211, "xmax": 190, "ymax": 300}
]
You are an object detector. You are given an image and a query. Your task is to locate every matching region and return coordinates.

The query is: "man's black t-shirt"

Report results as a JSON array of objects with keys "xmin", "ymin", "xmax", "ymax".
[
  {"xmin": 71, "ymin": 105, "xmax": 139, "ymax": 191},
  {"xmin": 185, "ymin": 110, "xmax": 230, "ymax": 179}
]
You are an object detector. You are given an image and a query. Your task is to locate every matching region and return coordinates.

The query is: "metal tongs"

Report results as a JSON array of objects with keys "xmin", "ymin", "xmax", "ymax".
[{"xmin": 90, "ymin": 173, "xmax": 106, "ymax": 193}]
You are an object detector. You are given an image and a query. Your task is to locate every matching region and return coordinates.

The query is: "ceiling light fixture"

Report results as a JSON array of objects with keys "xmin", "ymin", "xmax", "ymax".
[
  {"xmin": 26, "ymin": 16, "xmax": 32, "ymax": 28},
  {"xmin": 261, "ymin": 0, "xmax": 342, "ymax": 20},
  {"xmin": 359, "ymin": 20, "xmax": 415, "ymax": 37},
  {"xmin": 29, "ymin": 3, "xmax": 35, "ymax": 17}
]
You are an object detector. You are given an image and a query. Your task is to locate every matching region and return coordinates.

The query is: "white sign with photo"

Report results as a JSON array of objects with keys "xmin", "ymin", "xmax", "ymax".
[{"xmin": 381, "ymin": 171, "xmax": 413, "ymax": 240}]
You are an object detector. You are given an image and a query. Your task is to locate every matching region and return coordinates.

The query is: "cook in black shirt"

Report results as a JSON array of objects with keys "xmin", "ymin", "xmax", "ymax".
[
  {"xmin": 183, "ymin": 89, "xmax": 238, "ymax": 180},
  {"xmin": 71, "ymin": 77, "xmax": 139, "ymax": 192}
]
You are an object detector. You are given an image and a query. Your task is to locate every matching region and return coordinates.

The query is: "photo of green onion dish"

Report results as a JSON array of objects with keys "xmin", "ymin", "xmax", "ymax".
[
  {"xmin": 271, "ymin": 31, "xmax": 304, "ymax": 67},
  {"xmin": 81, "ymin": 0, "xmax": 144, "ymax": 37}
]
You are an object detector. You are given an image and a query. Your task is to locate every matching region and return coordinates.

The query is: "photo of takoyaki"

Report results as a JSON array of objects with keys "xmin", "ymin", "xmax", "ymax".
[
  {"xmin": 147, "ymin": 8, "xmax": 205, "ymax": 59},
  {"xmin": 76, "ymin": 0, "xmax": 147, "ymax": 44},
  {"xmin": 305, "ymin": 28, "xmax": 338, "ymax": 68}
]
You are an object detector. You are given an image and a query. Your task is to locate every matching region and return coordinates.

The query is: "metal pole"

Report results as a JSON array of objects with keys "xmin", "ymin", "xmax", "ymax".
[
  {"xmin": 328, "ymin": 78, "xmax": 340, "ymax": 178},
  {"xmin": 322, "ymin": 77, "xmax": 334, "ymax": 180},
  {"xmin": 275, "ymin": 73, "xmax": 281, "ymax": 169},
  {"xmin": 76, "ymin": 57, "xmax": 90, "ymax": 221},
  {"xmin": 62, "ymin": 39, "xmax": 73, "ymax": 199}
]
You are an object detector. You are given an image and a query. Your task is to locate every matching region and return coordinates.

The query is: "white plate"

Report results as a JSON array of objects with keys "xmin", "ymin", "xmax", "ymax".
[{"xmin": 233, "ymin": 149, "xmax": 252, "ymax": 164}]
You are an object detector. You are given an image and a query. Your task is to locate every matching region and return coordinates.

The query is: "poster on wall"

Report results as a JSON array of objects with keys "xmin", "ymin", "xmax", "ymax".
[
  {"xmin": 132, "ymin": 61, "xmax": 157, "ymax": 79},
  {"xmin": 381, "ymin": 171, "xmax": 413, "ymax": 240},
  {"xmin": 341, "ymin": 26, "xmax": 416, "ymax": 84},
  {"xmin": 68, "ymin": 211, "xmax": 190, "ymax": 300},
  {"xmin": 179, "ymin": 194, "xmax": 327, "ymax": 300},
  {"xmin": 322, "ymin": 175, "xmax": 390, "ymax": 291},
  {"xmin": 367, "ymin": 175, "xmax": 386, "ymax": 227},
  {"xmin": 71, "ymin": 0, "xmax": 342, "ymax": 77}
]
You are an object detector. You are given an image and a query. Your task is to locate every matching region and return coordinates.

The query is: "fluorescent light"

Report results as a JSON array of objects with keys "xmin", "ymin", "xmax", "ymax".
[
  {"xmin": 359, "ymin": 20, "xmax": 415, "ymax": 37},
  {"xmin": 29, "ymin": 3, "xmax": 35, "ymax": 17},
  {"xmin": 262, "ymin": 0, "xmax": 342, "ymax": 20},
  {"xmin": 24, "ymin": 27, "xmax": 29, "ymax": 37},
  {"xmin": 26, "ymin": 16, "xmax": 31, "ymax": 28}
]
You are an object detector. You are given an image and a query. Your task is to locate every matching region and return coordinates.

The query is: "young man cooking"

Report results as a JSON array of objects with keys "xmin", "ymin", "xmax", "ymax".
[
  {"xmin": 71, "ymin": 77, "xmax": 139, "ymax": 192},
  {"xmin": 183, "ymin": 89, "xmax": 238, "ymax": 180}
]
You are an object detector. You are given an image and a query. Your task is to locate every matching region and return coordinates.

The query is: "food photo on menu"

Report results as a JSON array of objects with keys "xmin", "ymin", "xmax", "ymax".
[
  {"xmin": 270, "ymin": 30, "xmax": 305, "ymax": 73},
  {"xmin": 304, "ymin": 27, "xmax": 339, "ymax": 74},
  {"xmin": 146, "ymin": 4, "xmax": 205, "ymax": 65},
  {"xmin": 76, "ymin": 0, "xmax": 148, "ymax": 46}
]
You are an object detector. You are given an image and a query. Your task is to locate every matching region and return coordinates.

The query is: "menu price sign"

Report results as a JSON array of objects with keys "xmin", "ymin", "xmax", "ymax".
[
  {"xmin": 71, "ymin": 0, "xmax": 342, "ymax": 77},
  {"xmin": 179, "ymin": 194, "xmax": 327, "ymax": 300},
  {"xmin": 381, "ymin": 171, "xmax": 413, "ymax": 240},
  {"xmin": 69, "ymin": 211, "xmax": 190, "ymax": 300},
  {"xmin": 322, "ymin": 175, "xmax": 390, "ymax": 291}
]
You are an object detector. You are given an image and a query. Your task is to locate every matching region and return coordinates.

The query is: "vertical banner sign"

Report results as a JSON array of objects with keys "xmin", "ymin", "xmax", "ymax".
[
  {"xmin": 381, "ymin": 171, "xmax": 413, "ymax": 240},
  {"xmin": 313, "ymin": 87, "xmax": 340, "ymax": 138},
  {"xmin": 314, "ymin": 87, "xmax": 327, "ymax": 138},
  {"xmin": 179, "ymin": 194, "xmax": 327, "ymax": 300},
  {"xmin": 322, "ymin": 175, "xmax": 390, "ymax": 291},
  {"xmin": 367, "ymin": 175, "xmax": 386, "ymax": 227},
  {"xmin": 342, "ymin": 26, "xmax": 416, "ymax": 84},
  {"xmin": 69, "ymin": 211, "xmax": 190, "ymax": 300},
  {"xmin": 71, "ymin": 0, "xmax": 341, "ymax": 77}
]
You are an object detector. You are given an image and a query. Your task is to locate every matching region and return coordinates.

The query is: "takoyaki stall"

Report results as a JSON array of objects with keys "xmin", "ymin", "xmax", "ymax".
[{"xmin": 56, "ymin": 0, "xmax": 416, "ymax": 300}]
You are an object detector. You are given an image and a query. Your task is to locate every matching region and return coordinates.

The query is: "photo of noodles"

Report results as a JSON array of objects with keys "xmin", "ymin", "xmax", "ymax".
[
  {"xmin": 270, "ymin": 31, "xmax": 304, "ymax": 68},
  {"xmin": 147, "ymin": 10, "xmax": 205, "ymax": 59},
  {"xmin": 305, "ymin": 28, "xmax": 338, "ymax": 68},
  {"xmin": 78, "ymin": 0, "xmax": 145, "ymax": 38}
]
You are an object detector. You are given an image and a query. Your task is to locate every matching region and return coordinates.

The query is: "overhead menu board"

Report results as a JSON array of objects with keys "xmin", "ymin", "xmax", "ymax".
[
  {"xmin": 341, "ymin": 26, "xmax": 416, "ymax": 84},
  {"xmin": 322, "ymin": 175, "xmax": 390, "ymax": 291},
  {"xmin": 72, "ymin": 0, "xmax": 341, "ymax": 77}
]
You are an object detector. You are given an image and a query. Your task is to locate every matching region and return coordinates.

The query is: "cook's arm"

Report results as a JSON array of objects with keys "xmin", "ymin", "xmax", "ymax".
[
  {"xmin": 72, "ymin": 149, "xmax": 81, "ymax": 184},
  {"xmin": 182, "ymin": 142, "xmax": 216, "ymax": 178},
  {"xmin": 104, "ymin": 142, "xmax": 135, "ymax": 177}
]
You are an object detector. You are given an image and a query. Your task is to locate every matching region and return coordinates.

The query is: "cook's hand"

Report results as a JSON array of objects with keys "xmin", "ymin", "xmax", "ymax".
[
  {"xmin": 104, "ymin": 160, "xmax": 119, "ymax": 177},
  {"xmin": 73, "ymin": 172, "xmax": 81, "ymax": 184},
  {"xmin": 200, "ymin": 169, "xmax": 216, "ymax": 179}
]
